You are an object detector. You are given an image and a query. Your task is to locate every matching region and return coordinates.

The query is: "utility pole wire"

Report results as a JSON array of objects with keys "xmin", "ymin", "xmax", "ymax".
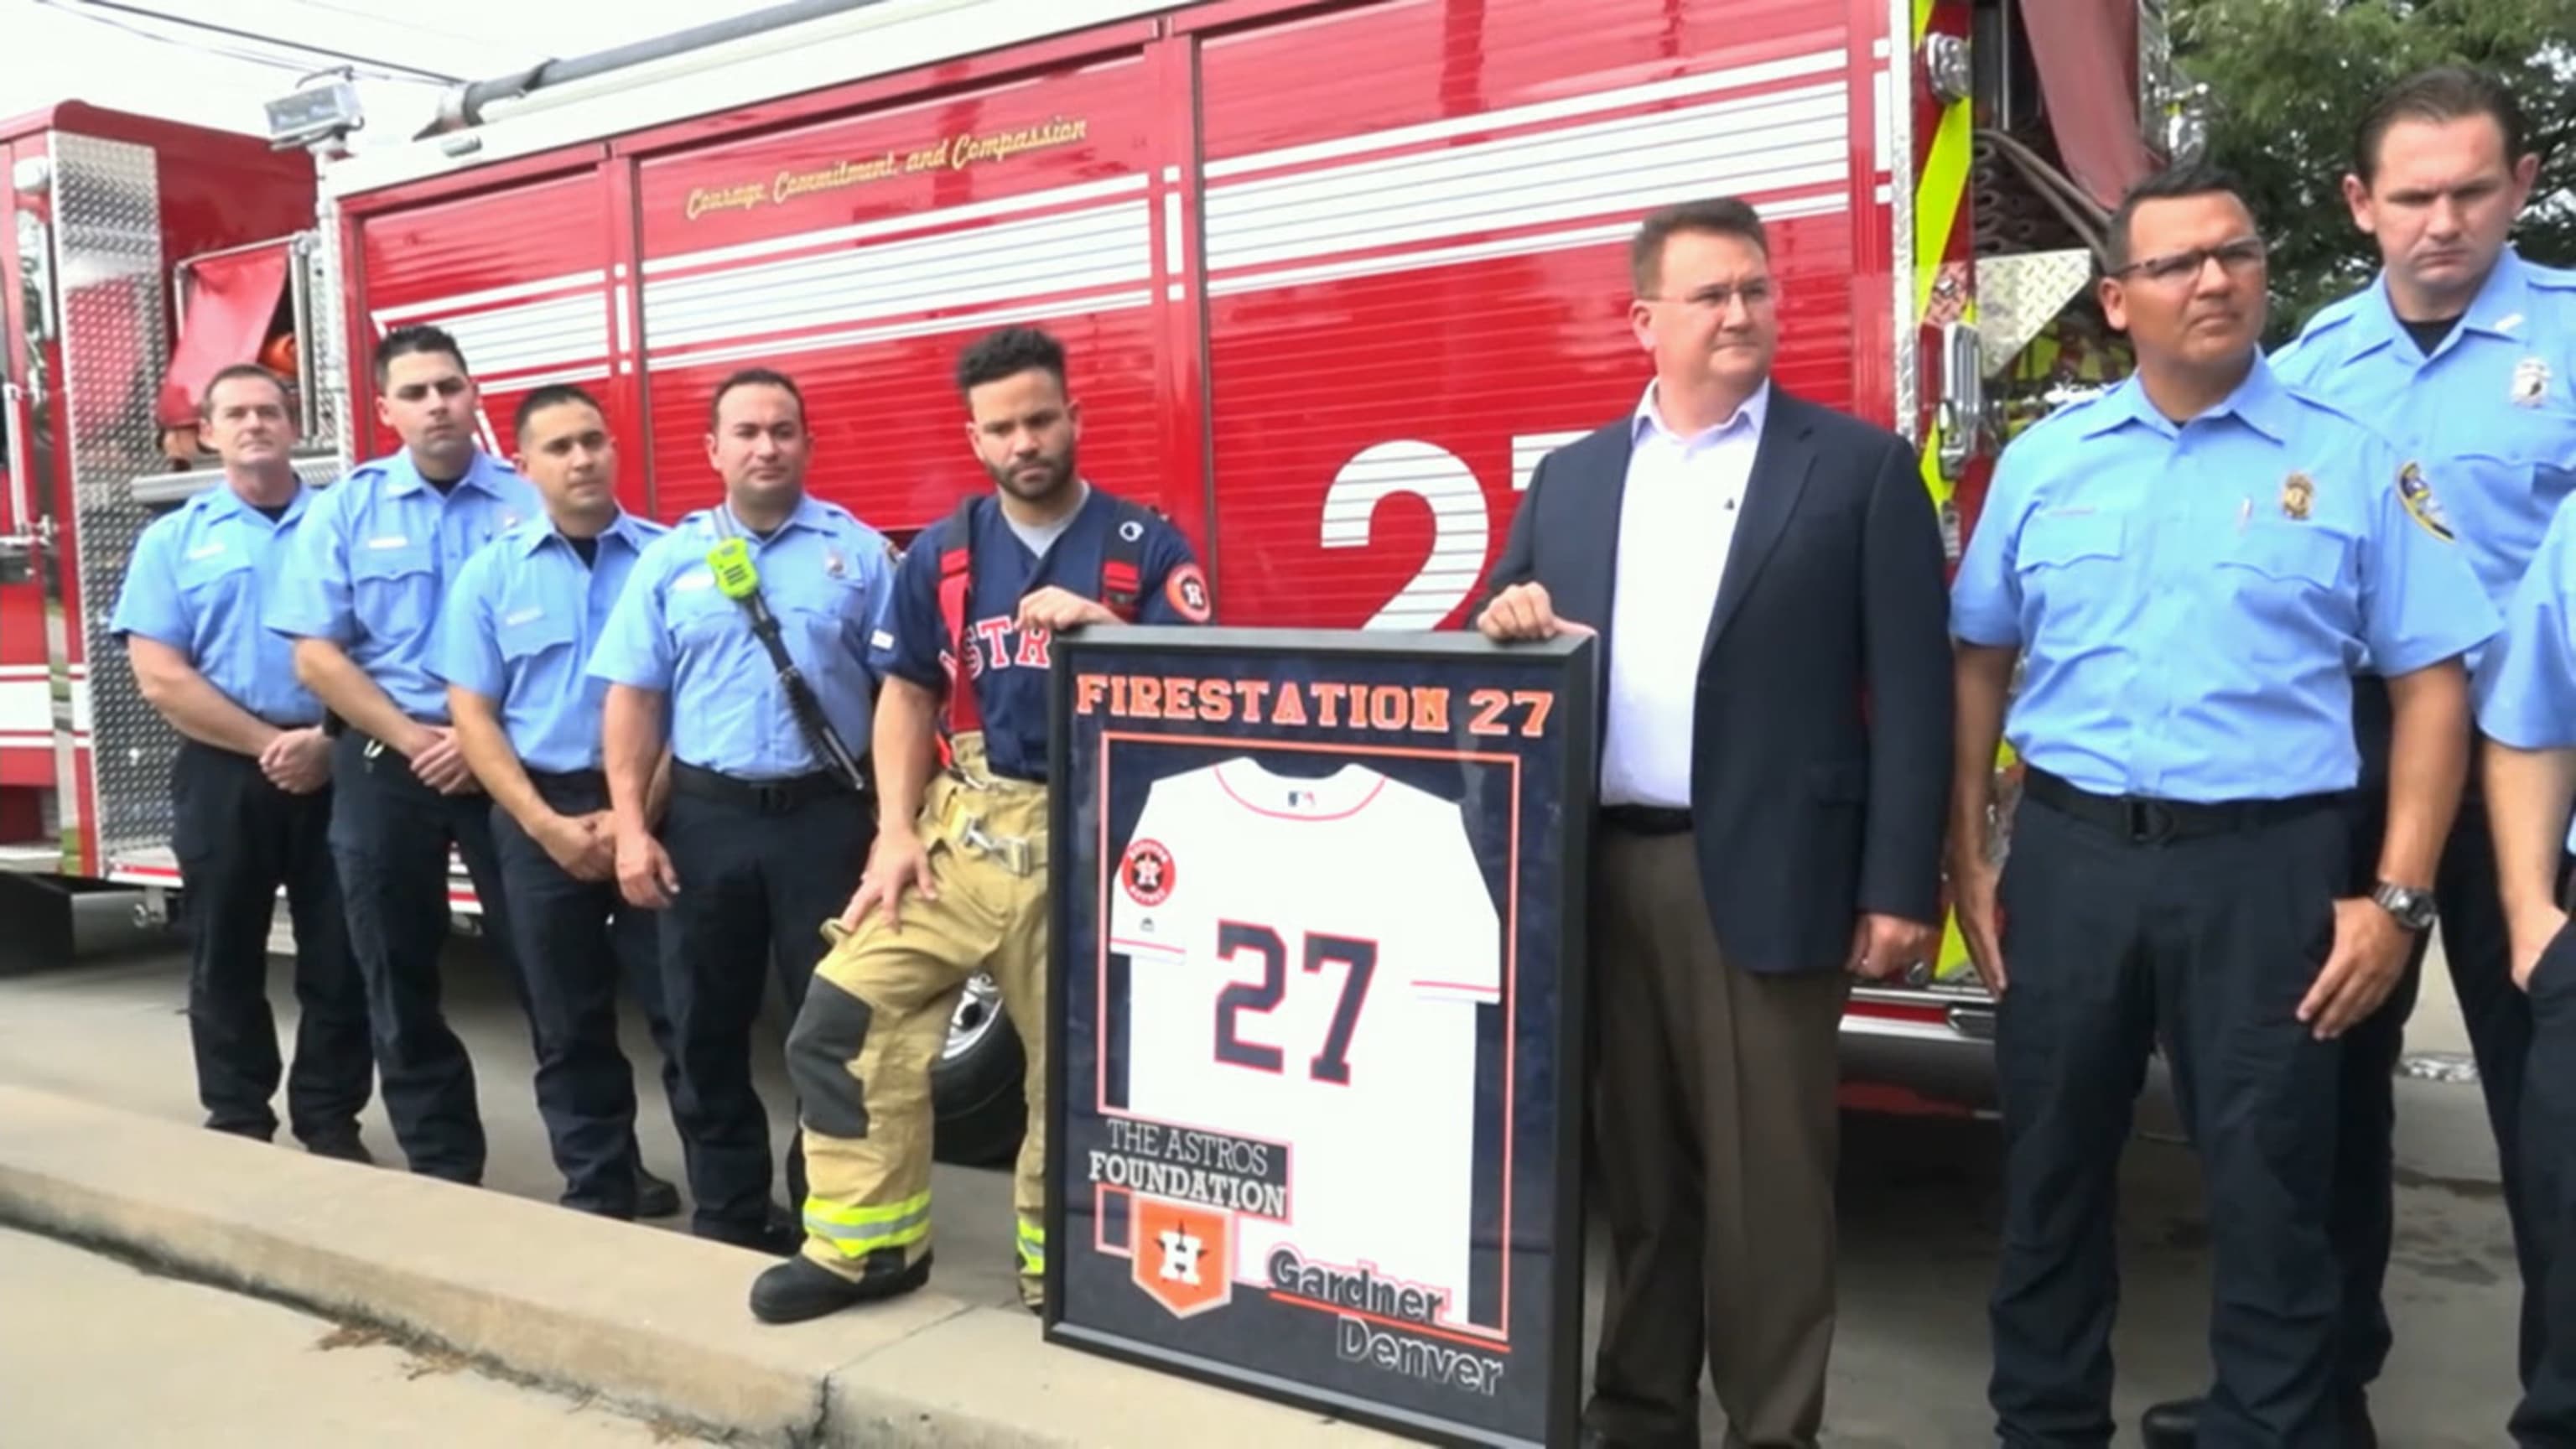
[{"xmin": 62, "ymin": 0, "xmax": 464, "ymax": 84}]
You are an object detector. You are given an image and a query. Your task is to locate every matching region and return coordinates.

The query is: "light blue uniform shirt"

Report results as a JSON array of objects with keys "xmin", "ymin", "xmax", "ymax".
[
  {"xmin": 110, "ymin": 482, "xmax": 327, "ymax": 727},
  {"xmin": 432, "ymin": 511, "xmax": 668, "ymax": 776},
  {"xmin": 2272, "ymin": 247, "xmax": 2576, "ymax": 650},
  {"xmin": 586, "ymin": 494, "xmax": 895, "ymax": 781},
  {"xmin": 264, "ymin": 448, "xmax": 541, "ymax": 724},
  {"xmin": 1951, "ymin": 359, "xmax": 2498, "ymax": 802},
  {"xmin": 2474, "ymin": 501, "xmax": 2576, "ymax": 852}
]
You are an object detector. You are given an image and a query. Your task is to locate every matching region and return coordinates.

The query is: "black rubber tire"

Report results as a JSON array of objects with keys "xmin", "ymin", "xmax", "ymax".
[{"xmin": 930, "ymin": 1001, "xmax": 1029, "ymax": 1167}]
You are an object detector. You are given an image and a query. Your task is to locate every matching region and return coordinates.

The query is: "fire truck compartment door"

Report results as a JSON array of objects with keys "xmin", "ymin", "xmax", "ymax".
[
  {"xmin": 158, "ymin": 244, "xmax": 288, "ymax": 428},
  {"xmin": 2018, "ymin": 0, "xmax": 2158, "ymax": 210}
]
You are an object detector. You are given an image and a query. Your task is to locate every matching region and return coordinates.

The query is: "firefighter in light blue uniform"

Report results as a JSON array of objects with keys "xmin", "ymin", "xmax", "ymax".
[
  {"xmin": 265, "ymin": 325, "xmax": 540, "ymax": 1187},
  {"xmin": 2475, "ymin": 500, "xmax": 2576, "ymax": 1443},
  {"xmin": 2260, "ymin": 137, "xmax": 2576, "ymax": 1440},
  {"xmin": 585, "ymin": 367, "xmax": 897, "ymax": 1254}
]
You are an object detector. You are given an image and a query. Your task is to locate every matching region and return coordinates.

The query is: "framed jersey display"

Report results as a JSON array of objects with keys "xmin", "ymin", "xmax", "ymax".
[{"xmin": 1043, "ymin": 626, "xmax": 1594, "ymax": 1449}]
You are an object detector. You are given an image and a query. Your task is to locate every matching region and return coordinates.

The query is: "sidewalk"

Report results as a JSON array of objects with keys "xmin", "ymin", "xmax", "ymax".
[{"xmin": 0, "ymin": 1084, "xmax": 1408, "ymax": 1449}]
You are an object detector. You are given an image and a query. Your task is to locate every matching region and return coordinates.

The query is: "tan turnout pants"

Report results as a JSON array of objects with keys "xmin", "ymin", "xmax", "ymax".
[{"xmin": 784, "ymin": 733, "xmax": 1050, "ymax": 1307}]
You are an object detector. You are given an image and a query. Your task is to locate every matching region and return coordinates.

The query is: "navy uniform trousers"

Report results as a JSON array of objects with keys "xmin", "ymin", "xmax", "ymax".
[
  {"xmin": 328, "ymin": 728, "xmax": 527, "ymax": 1183},
  {"xmin": 1988, "ymin": 771, "xmax": 2355, "ymax": 1449},
  {"xmin": 658, "ymin": 761, "xmax": 874, "ymax": 1247},
  {"xmin": 2518, "ymin": 870, "xmax": 2576, "ymax": 1444},
  {"xmin": 2337, "ymin": 676, "xmax": 2536, "ymax": 1400},
  {"xmin": 487, "ymin": 767, "xmax": 683, "ymax": 1218},
  {"xmin": 171, "ymin": 737, "xmax": 372, "ymax": 1146}
]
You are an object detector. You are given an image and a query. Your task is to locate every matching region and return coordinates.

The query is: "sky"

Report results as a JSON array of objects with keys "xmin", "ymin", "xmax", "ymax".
[{"xmin": 1, "ymin": 0, "xmax": 725, "ymax": 144}]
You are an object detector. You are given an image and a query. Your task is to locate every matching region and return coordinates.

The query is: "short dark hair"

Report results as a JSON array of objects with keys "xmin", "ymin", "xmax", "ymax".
[
  {"xmin": 513, "ymin": 382, "xmax": 605, "ymax": 441},
  {"xmin": 1628, "ymin": 198, "xmax": 1768, "ymax": 296},
  {"xmin": 199, "ymin": 362, "xmax": 291, "ymax": 419},
  {"xmin": 373, "ymin": 324, "xmax": 469, "ymax": 389},
  {"xmin": 2354, "ymin": 65, "xmax": 2529, "ymax": 185},
  {"xmin": 954, "ymin": 325, "xmax": 1068, "ymax": 397},
  {"xmin": 2102, "ymin": 161, "xmax": 2257, "ymax": 272},
  {"xmin": 708, "ymin": 367, "xmax": 807, "ymax": 432}
]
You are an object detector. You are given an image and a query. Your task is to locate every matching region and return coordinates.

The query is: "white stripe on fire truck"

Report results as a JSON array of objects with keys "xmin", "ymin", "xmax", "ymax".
[
  {"xmin": 1205, "ymin": 188, "xmax": 1846, "ymax": 299},
  {"xmin": 641, "ymin": 201, "xmax": 1150, "ymax": 356},
  {"xmin": 648, "ymin": 288, "xmax": 1152, "ymax": 373},
  {"xmin": 1202, "ymin": 44, "xmax": 1846, "ymax": 181},
  {"xmin": 642, "ymin": 173, "xmax": 1150, "ymax": 279},
  {"xmin": 1203, "ymin": 86, "xmax": 1847, "ymax": 278},
  {"xmin": 0, "ymin": 680, "xmax": 50, "ymax": 735},
  {"xmin": 419, "ymin": 293, "xmax": 612, "ymax": 385},
  {"xmin": 371, "ymin": 267, "xmax": 610, "ymax": 325}
]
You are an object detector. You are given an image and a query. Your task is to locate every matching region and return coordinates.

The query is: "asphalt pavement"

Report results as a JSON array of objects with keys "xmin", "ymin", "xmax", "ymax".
[{"xmin": 0, "ymin": 918, "xmax": 2527, "ymax": 1446}]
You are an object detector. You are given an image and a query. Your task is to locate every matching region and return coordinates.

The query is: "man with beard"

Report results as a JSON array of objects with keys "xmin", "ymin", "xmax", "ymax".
[
  {"xmin": 591, "ymin": 367, "xmax": 896, "ymax": 1254},
  {"xmin": 435, "ymin": 384, "xmax": 684, "ymax": 1221},
  {"xmin": 748, "ymin": 325, "xmax": 1208, "ymax": 1324},
  {"xmin": 267, "ymin": 325, "xmax": 538, "ymax": 1186}
]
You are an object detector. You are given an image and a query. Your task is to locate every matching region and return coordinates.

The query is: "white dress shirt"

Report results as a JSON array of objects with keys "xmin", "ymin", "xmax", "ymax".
[{"xmin": 1599, "ymin": 379, "xmax": 1768, "ymax": 809}]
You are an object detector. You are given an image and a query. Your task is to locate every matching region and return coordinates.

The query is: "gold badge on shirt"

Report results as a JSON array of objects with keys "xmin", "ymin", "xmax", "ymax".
[
  {"xmin": 824, "ymin": 547, "xmax": 847, "ymax": 579},
  {"xmin": 2512, "ymin": 356, "xmax": 2552, "ymax": 408},
  {"xmin": 2279, "ymin": 471, "xmax": 2314, "ymax": 522}
]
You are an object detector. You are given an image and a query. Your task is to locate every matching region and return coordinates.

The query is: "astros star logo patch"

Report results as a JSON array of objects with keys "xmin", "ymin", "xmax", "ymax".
[{"xmin": 1120, "ymin": 838, "xmax": 1175, "ymax": 906}]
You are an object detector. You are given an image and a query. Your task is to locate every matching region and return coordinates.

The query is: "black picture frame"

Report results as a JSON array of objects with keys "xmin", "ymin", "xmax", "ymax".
[{"xmin": 1042, "ymin": 625, "xmax": 1594, "ymax": 1449}]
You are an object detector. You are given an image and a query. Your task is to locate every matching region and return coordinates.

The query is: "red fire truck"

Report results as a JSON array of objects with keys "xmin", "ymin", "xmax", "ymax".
[{"xmin": 0, "ymin": 0, "xmax": 2189, "ymax": 1145}]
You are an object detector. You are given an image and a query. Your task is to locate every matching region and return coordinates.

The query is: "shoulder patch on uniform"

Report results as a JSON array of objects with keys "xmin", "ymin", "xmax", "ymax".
[
  {"xmin": 2397, "ymin": 461, "xmax": 2456, "ymax": 543},
  {"xmin": 1163, "ymin": 562, "xmax": 1213, "ymax": 623}
]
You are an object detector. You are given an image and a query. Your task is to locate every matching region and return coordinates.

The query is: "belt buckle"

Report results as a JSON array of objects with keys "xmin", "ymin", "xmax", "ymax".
[
  {"xmin": 754, "ymin": 779, "xmax": 792, "ymax": 813},
  {"xmin": 958, "ymin": 816, "xmax": 1033, "ymax": 876},
  {"xmin": 2122, "ymin": 797, "xmax": 2176, "ymax": 844}
]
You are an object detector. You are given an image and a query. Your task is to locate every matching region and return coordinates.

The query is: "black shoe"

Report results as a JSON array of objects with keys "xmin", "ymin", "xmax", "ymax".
[
  {"xmin": 635, "ymin": 1165, "xmax": 681, "ymax": 1219},
  {"xmin": 304, "ymin": 1131, "xmax": 374, "ymax": 1166},
  {"xmin": 749, "ymin": 1252, "xmax": 932, "ymax": 1324},
  {"xmin": 704, "ymin": 1216, "xmax": 803, "ymax": 1256},
  {"xmin": 2141, "ymin": 1398, "xmax": 2198, "ymax": 1449}
]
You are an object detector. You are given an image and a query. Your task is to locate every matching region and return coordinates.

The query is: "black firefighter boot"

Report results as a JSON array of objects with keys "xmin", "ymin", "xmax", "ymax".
[{"xmin": 749, "ymin": 1250, "xmax": 932, "ymax": 1325}]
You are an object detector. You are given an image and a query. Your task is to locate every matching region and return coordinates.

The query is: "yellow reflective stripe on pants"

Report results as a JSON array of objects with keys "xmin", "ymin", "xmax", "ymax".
[
  {"xmin": 802, "ymin": 1190, "xmax": 932, "ymax": 1258},
  {"xmin": 1017, "ymin": 1220, "xmax": 1045, "ymax": 1271}
]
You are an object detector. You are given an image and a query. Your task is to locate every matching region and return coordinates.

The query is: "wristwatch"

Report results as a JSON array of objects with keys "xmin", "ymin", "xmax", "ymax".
[{"xmin": 2371, "ymin": 880, "xmax": 2438, "ymax": 932}]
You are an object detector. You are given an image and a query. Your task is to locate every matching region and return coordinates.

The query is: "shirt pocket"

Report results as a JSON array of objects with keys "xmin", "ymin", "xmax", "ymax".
[
  {"xmin": 495, "ymin": 602, "xmax": 577, "ymax": 664},
  {"xmin": 174, "ymin": 544, "xmax": 256, "ymax": 615},
  {"xmin": 782, "ymin": 574, "xmax": 875, "ymax": 656},
  {"xmin": 351, "ymin": 539, "xmax": 439, "ymax": 638},
  {"xmin": 2211, "ymin": 524, "xmax": 2347, "ymax": 662},
  {"xmin": 2012, "ymin": 512, "xmax": 2127, "ymax": 634}
]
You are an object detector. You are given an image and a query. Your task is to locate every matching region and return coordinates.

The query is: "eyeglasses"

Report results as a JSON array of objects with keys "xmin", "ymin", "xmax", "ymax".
[
  {"xmin": 2110, "ymin": 237, "xmax": 2268, "ymax": 285},
  {"xmin": 1639, "ymin": 280, "xmax": 1776, "ymax": 310}
]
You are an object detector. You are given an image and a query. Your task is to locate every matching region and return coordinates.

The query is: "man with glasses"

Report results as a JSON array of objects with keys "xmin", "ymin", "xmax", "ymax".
[
  {"xmin": 1947, "ymin": 163, "xmax": 2496, "ymax": 1446},
  {"xmin": 2135, "ymin": 67, "xmax": 2575, "ymax": 1448}
]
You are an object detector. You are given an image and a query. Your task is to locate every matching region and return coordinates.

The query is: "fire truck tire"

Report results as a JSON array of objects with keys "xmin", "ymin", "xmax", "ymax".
[{"xmin": 930, "ymin": 969, "xmax": 1026, "ymax": 1167}]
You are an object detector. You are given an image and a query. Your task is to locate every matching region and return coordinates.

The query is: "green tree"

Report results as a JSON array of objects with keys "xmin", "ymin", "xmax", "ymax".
[{"xmin": 2169, "ymin": 0, "xmax": 2576, "ymax": 342}]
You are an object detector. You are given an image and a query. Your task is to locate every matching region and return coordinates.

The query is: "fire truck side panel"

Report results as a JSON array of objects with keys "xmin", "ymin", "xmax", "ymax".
[
  {"xmin": 348, "ymin": 171, "xmax": 634, "ymax": 504},
  {"xmin": 3, "ymin": 111, "xmax": 318, "ymax": 873},
  {"xmin": 2, "ymin": 136, "xmax": 60, "ymax": 810},
  {"xmin": 628, "ymin": 52, "xmax": 1169, "ymax": 538},
  {"xmin": 1195, "ymin": 0, "xmax": 1869, "ymax": 631}
]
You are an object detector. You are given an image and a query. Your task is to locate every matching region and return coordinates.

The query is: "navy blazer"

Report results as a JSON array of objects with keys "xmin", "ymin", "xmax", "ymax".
[{"xmin": 1482, "ymin": 387, "xmax": 1955, "ymax": 975}]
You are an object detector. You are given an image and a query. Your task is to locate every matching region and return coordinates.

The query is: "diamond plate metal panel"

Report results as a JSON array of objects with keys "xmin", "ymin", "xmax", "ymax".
[
  {"xmin": 1974, "ymin": 248, "xmax": 2096, "ymax": 378},
  {"xmin": 310, "ymin": 198, "xmax": 355, "ymax": 474},
  {"xmin": 49, "ymin": 132, "xmax": 176, "ymax": 864}
]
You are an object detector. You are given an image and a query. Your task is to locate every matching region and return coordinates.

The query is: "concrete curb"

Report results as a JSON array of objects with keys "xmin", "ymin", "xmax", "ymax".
[{"xmin": 0, "ymin": 1085, "xmax": 1400, "ymax": 1447}]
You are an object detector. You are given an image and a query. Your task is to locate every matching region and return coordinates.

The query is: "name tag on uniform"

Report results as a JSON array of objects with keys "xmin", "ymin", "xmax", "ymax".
[
  {"xmin": 366, "ymin": 534, "xmax": 410, "ymax": 551},
  {"xmin": 185, "ymin": 541, "xmax": 227, "ymax": 561},
  {"xmin": 673, "ymin": 569, "xmax": 715, "ymax": 593},
  {"xmin": 870, "ymin": 629, "xmax": 895, "ymax": 650},
  {"xmin": 503, "ymin": 606, "xmax": 545, "ymax": 627}
]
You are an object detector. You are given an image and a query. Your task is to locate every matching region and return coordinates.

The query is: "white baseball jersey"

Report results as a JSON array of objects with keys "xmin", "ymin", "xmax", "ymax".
[{"xmin": 1108, "ymin": 756, "xmax": 1503, "ymax": 1327}]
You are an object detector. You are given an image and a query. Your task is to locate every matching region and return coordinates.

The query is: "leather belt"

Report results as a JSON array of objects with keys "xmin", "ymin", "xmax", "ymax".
[
  {"xmin": 525, "ymin": 767, "xmax": 608, "ymax": 793},
  {"xmin": 1601, "ymin": 804, "xmax": 1693, "ymax": 836},
  {"xmin": 2022, "ymin": 767, "xmax": 2345, "ymax": 845},
  {"xmin": 672, "ymin": 760, "xmax": 853, "ymax": 816}
]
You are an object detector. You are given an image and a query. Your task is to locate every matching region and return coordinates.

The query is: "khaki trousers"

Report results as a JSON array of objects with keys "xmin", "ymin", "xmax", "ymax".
[
  {"xmin": 1585, "ymin": 825, "xmax": 1851, "ymax": 1449},
  {"xmin": 783, "ymin": 734, "xmax": 1052, "ymax": 1307}
]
